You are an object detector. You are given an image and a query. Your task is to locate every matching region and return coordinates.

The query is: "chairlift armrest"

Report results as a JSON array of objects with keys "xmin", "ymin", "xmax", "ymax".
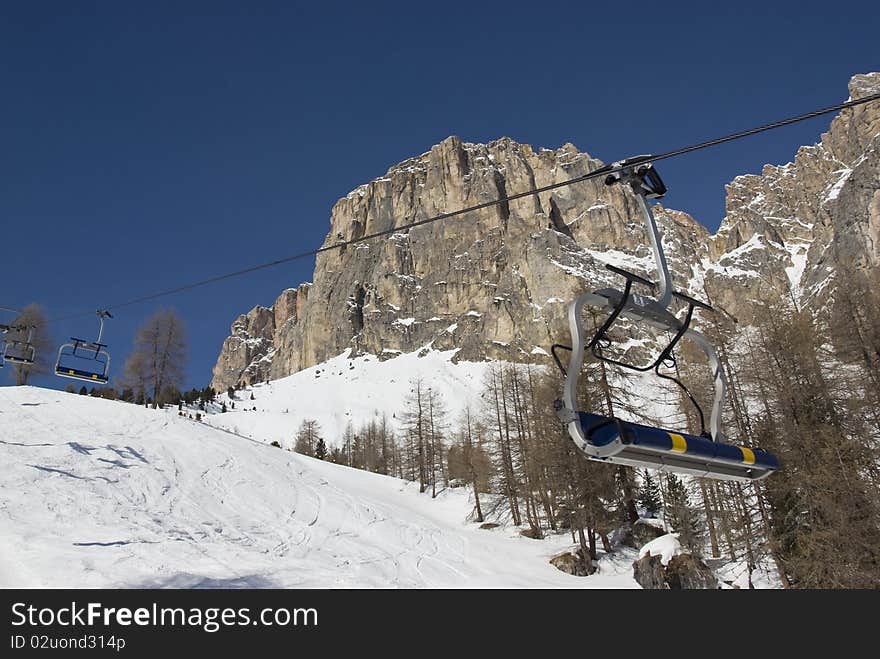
[
  {"xmin": 604, "ymin": 264, "xmax": 656, "ymax": 289},
  {"xmin": 672, "ymin": 290, "xmax": 714, "ymax": 312}
]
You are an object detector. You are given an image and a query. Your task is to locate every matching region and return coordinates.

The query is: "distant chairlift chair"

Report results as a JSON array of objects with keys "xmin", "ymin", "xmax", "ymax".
[
  {"xmin": 552, "ymin": 157, "xmax": 779, "ymax": 482},
  {"xmin": 1, "ymin": 324, "xmax": 36, "ymax": 366},
  {"xmin": 55, "ymin": 310, "xmax": 113, "ymax": 385}
]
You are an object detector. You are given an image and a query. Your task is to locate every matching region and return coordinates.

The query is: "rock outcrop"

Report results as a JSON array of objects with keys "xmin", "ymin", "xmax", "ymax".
[
  {"xmin": 633, "ymin": 553, "xmax": 720, "ymax": 589},
  {"xmin": 550, "ymin": 550, "xmax": 593, "ymax": 577},
  {"xmin": 614, "ymin": 517, "xmax": 668, "ymax": 550},
  {"xmin": 633, "ymin": 532, "xmax": 719, "ymax": 589},
  {"xmin": 211, "ymin": 285, "xmax": 309, "ymax": 390},
  {"xmin": 212, "ymin": 73, "xmax": 880, "ymax": 391}
]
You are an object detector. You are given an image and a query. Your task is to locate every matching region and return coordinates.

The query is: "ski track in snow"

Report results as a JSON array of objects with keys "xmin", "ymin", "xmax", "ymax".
[{"xmin": 0, "ymin": 386, "xmax": 638, "ymax": 589}]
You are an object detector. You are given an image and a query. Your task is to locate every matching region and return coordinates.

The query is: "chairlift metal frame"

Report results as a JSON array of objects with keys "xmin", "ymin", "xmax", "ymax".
[
  {"xmin": 1, "ymin": 323, "xmax": 36, "ymax": 367},
  {"xmin": 55, "ymin": 310, "xmax": 113, "ymax": 385},
  {"xmin": 552, "ymin": 157, "xmax": 779, "ymax": 482}
]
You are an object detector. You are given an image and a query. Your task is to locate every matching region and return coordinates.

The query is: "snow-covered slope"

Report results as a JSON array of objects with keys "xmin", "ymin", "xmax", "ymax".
[
  {"xmin": 205, "ymin": 348, "xmax": 490, "ymax": 448},
  {"xmin": 0, "ymin": 386, "xmax": 638, "ymax": 588},
  {"xmin": 203, "ymin": 347, "xmax": 681, "ymax": 450}
]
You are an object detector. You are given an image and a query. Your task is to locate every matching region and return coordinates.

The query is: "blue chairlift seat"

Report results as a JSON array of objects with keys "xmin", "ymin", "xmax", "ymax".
[
  {"xmin": 54, "ymin": 364, "xmax": 110, "ymax": 385},
  {"xmin": 575, "ymin": 411, "xmax": 779, "ymax": 482},
  {"xmin": 1, "ymin": 325, "xmax": 36, "ymax": 366},
  {"xmin": 3, "ymin": 342, "xmax": 35, "ymax": 365},
  {"xmin": 55, "ymin": 339, "xmax": 110, "ymax": 385}
]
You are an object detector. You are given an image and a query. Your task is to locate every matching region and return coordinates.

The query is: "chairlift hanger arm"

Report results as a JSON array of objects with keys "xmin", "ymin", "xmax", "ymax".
[{"xmin": 605, "ymin": 158, "xmax": 674, "ymax": 309}]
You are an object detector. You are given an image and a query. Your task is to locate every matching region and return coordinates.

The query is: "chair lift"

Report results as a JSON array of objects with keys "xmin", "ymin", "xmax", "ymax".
[
  {"xmin": 0, "ymin": 323, "xmax": 12, "ymax": 367},
  {"xmin": 551, "ymin": 157, "xmax": 779, "ymax": 482},
  {"xmin": 2, "ymin": 324, "xmax": 36, "ymax": 365},
  {"xmin": 1, "ymin": 324, "xmax": 11, "ymax": 367},
  {"xmin": 55, "ymin": 310, "xmax": 113, "ymax": 384}
]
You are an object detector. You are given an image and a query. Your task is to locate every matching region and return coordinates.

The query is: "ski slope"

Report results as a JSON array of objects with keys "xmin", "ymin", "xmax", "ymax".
[{"xmin": 0, "ymin": 386, "xmax": 638, "ymax": 588}]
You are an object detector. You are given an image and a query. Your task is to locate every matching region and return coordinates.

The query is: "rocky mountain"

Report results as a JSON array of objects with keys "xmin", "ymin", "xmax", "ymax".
[
  {"xmin": 211, "ymin": 73, "xmax": 880, "ymax": 392},
  {"xmin": 703, "ymin": 72, "xmax": 880, "ymax": 319}
]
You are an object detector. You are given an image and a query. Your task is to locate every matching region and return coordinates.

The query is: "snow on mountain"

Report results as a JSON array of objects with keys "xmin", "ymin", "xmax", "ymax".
[
  {"xmin": 205, "ymin": 348, "xmax": 489, "ymax": 448},
  {"xmin": 202, "ymin": 346, "xmax": 683, "ymax": 451},
  {"xmin": 0, "ymin": 385, "xmax": 638, "ymax": 588}
]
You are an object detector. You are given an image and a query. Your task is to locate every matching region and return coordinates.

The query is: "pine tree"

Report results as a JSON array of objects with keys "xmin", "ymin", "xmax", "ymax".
[
  {"xmin": 638, "ymin": 470, "xmax": 662, "ymax": 518},
  {"xmin": 664, "ymin": 473, "xmax": 702, "ymax": 553},
  {"xmin": 315, "ymin": 438, "xmax": 327, "ymax": 461}
]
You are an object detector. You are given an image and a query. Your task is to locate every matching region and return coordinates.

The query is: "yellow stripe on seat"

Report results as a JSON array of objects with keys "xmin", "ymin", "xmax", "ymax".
[
  {"xmin": 740, "ymin": 447, "xmax": 756, "ymax": 465},
  {"xmin": 669, "ymin": 433, "xmax": 687, "ymax": 453}
]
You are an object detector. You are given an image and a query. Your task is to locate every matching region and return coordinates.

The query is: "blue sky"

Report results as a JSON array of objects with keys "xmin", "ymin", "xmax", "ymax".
[{"xmin": 2, "ymin": 1, "xmax": 877, "ymax": 390}]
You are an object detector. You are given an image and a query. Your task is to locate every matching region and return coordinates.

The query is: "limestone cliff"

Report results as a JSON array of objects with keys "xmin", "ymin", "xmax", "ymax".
[
  {"xmin": 211, "ymin": 73, "xmax": 880, "ymax": 391},
  {"xmin": 704, "ymin": 72, "xmax": 880, "ymax": 318}
]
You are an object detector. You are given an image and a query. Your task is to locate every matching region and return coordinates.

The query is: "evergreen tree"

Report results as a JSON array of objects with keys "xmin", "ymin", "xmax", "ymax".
[
  {"xmin": 664, "ymin": 473, "xmax": 702, "ymax": 553},
  {"xmin": 315, "ymin": 438, "xmax": 327, "ymax": 460},
  {"xmin": 638, "ymin": 470, "xmax": 662, "ymax": 518}
]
